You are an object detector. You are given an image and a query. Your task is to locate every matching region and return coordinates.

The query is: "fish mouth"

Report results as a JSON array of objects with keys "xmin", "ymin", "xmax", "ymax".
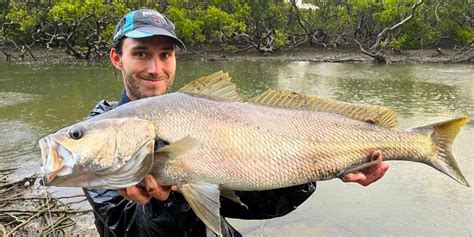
[{"xmin": 39, "ymin": 136, "xmax": 74, "ymax": 185}]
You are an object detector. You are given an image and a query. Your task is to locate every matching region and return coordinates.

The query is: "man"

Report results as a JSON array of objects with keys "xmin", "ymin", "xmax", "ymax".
[{"xmin": 84, "ymin": 9, "xmax": 389, "ymax": 237}]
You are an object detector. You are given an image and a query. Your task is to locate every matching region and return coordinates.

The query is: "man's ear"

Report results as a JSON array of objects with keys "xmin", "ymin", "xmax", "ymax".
[{"xmin": 110, "ymin": 48, "xmax": 123, "ymax": 70}]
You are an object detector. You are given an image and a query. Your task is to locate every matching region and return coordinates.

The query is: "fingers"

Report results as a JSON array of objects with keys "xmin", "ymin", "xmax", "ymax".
[
  {"xmin": 352, "ymin": 162, "xmax": 389, "ymax": 186},
  {"xmin": 342, "ymin": 172, "xmax": 367, "ymax": 183},
  {"xmin": 118, "ymin": 186, "xmax": 151, "ymax": 205},
  {"xmin": 362, "ymin": 162, "xmax": 389, "ymax": 185},
  {"xmin": 170, "ymin": 185, "xmax": 181, "ymax": 193},
  {"xmin": 117, "ymin": 175, "xmax": 174, "ymax": 204},
  {"xmin": 342, "ymin": 150, "xmax": 389, "ymax": 186},
  {"xmin": 371, "ymin": 150, "xmax": 383, "ymax": 162},
  {"xmin": 143, "ymin": 174, "xmax": 171, "ymax": 201}
]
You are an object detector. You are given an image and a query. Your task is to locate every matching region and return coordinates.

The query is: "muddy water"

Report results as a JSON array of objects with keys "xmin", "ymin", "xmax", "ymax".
[{"xmin": 0, "ymin": 60, "xmax": 472, "ymax": 235}]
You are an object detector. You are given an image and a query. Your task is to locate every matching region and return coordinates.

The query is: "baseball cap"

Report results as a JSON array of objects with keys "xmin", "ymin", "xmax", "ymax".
[{"xmin": 113, "ymin": 9, "xmax": 186, "ymax": 50}]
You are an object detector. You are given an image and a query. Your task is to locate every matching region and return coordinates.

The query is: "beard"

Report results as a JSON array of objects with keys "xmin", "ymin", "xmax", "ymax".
[{"xmin": 123, "ymin": 72, "xmax": 174, "ymax": 100}]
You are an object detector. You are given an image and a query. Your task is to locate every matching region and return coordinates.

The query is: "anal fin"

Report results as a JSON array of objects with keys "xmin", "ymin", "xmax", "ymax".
[
  {"xmin": 221, "ymin": 189, "xmax": 248, "ymax": 209},
  {"xmin": 180, "ymin": 182, "xmax": 222, "ymax": 236}
]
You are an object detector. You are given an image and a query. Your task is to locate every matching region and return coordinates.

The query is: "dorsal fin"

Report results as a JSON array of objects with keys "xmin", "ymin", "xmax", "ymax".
[
  {"xmin": 249, "ymin": 89, "xmax": 398, "ymax": 128},
  {"xmin": 178, "ymin": 71, "xmax": 245, "ymax": 102}
]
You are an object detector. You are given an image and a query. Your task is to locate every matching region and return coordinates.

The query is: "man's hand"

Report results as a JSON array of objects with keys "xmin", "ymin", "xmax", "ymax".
[
  {"xmin": 118, "ymin": 174, "xmax": 179, "ymax": 205},
  {"xmin": 342, "ymin": 150, "xmax": 389, "ymax": 186}
]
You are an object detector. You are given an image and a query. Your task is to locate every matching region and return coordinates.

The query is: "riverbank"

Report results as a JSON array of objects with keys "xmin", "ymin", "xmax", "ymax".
[
  {"xmin": 1, "ymin": 46, "xmax": 473, "ymax": 64},
  {"xmin": 180, "ymin": 47, "xmax": 474, "ymax": 64}
]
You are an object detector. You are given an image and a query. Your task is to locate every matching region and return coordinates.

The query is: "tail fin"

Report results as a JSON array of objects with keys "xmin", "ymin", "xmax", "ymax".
[{"xmin": 412, "ymin": 116, "xmax": 470, "ymax": 187}]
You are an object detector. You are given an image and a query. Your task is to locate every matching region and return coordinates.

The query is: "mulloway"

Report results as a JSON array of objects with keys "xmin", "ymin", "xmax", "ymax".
[{"xmin": 39, "ymin": 71, "xmax": 470, "ymax": 236}]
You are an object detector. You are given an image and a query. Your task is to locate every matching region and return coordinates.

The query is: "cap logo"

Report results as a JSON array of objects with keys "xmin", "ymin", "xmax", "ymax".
[{"xmin": 142, "ymin": 11, "xmax": 163, "ymax": 18}]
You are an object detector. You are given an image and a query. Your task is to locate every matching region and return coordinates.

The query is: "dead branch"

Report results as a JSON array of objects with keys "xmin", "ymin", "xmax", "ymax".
[
  {"xmin": 370, "ymin": 0, "xmax": 424, "ymax": 52},
  {"xmin": 5, "ymin": 201, "xmax": 50, "ymax": 236},
  {"xmin": 434, "ymin": 0, "xmax": 445, "ymax": 54},
  {"xmin": 0, "ymin": 194, "xmax": 86, "ymax": 203},
  {"xmin": 0, "ymin": 168, "xmax": 16, "ymax": 173},
  {"xmin": 231, "ymin": 45, "xmax": 254, "ymax": 54},
  {"xmin": 1, "ymin": 38, "xmax": 36, "ymax": 61},
  {"xmin": 257, "ymin": 27, "xmax": 276, "ymax": 54},
  {"xmin": 355, "ymin": 39, "xmax": 388, "ymax": 63},
  {"xmin": 0, "ymin": 224, "xmax": 6, "ymax": 236},
  {"xmin": 290, "ymin": 0, "xmax": 309, "ymax": 35},
  {"xmin": 284, "ymin": 38, "xmax": 308, "ymax": 51},
  {"xmin": 0, "ymin": 209, "xmax": 91, "ymax": 214},
  {"xmin": 23, "ymin": 44, "xmax": 37, "ymax": 61},
  {"xmin": 357, "ymin": 0, "xmax": 424, "ymax": 63},
  {"xmin": 40, "ymin": 213, "xmax": 74, "ymax": 236},
  {"xmin": 355, "ymin": 39, "xmax": 376, "ymax": 57},
  {"xmin": 2, "ymin": 51, "xmax": 12, "ymax": 61}
]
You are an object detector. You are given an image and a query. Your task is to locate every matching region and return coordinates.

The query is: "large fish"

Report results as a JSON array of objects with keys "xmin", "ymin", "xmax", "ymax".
[{"xmin": 39, "ymin": 72, "xmax": 469, "ymax": 236}]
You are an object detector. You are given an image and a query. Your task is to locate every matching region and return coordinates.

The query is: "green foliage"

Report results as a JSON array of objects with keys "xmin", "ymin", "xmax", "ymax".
[
  {"xmin": 3, "ymin": 0, "xmax": 129, "ymax": 58},
  {"xmin": 0, "ymin": 0, "xmax": 8, "ymax": 24},
  {"xmin": 4, "ymin": 1, "xmax": 43, "ymax": 43},
  {"xmin": 165, "ymin": 6, "xmax": 205, "ymax": 45},
  {"xmin": 1, "ymin": 0, "xmax": 472, "ymax": 56},
  {"xmin": 165, "ymin": 1, "xmax": 247, "ymax": 46},
  {"xmin": 456, "ymin": 27, "xmax": 474, "ymax": 45},
  {"xmin": 46, "ymin": 0, "xmax": 128, "ymax": 44},
  {"xmin": 274, "ymin": 29, "xmax": 287, "ymax": 48},
  {"xmin": 223, "ymin": 44, "xmax": 237, "ymax": 53},
  {"xmin": 201, "ymin": 6, "xmax": 245, "ymax": 42}
]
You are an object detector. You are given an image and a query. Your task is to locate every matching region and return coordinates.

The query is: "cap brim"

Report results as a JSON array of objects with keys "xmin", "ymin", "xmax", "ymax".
[{"xmin": 125, "ymin": 27, "xmax": 186, "ymax": 50}]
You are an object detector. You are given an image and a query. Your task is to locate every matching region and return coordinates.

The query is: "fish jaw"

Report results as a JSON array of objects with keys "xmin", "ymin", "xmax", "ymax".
[{"xmin": 39, "ymin": 136, "xmax": 75, "ymax": 185}]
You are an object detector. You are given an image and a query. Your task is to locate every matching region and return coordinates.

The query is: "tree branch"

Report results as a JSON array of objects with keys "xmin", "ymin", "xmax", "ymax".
[{"xmin": 371, "ymin": 0, "xmax": 424, "ymax": 52}]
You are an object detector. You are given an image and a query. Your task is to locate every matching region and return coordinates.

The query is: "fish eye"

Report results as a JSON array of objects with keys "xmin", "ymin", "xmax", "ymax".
[{"xmin": 69, "ymin": 126, "xmax": 84, "ymax": 140}]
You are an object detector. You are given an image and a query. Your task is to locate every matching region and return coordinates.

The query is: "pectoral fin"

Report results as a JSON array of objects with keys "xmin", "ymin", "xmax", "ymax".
[
  {"xmin": 180, "ymin": 182, "xmax": 222, "ymax": 236},
  {"xmin": 156, "ymin": 136, "xmax": 200, "ymax": 158}
]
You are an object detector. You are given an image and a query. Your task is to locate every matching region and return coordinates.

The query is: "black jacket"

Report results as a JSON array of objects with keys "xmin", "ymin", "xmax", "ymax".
[{"xmin": 84, "ymin": 91, "xmax": 317, "ymax": 237}]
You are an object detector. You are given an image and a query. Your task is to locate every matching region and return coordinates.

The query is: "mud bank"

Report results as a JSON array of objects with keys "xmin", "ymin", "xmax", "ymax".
[
  {"xmin": 1, "ymin": 47, "xmax": 473, "ymax": 64},
  {"xmin": 178, "ymin": 47, "xmax": 474, "ymax": 64}
]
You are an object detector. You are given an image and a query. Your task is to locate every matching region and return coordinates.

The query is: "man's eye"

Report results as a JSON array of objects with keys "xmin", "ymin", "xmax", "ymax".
[
  {"xmin": 160, "ymin": 52, "xmax": 171, "ymax": 60},
  {"xmin": 135, "ymin": 52, "xmax": 147, "ymax": 58}
]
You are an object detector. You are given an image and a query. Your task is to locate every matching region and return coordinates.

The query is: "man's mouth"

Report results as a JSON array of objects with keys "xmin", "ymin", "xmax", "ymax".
[
  {"xmin": 140, "ymin": 76, "xmax": 166, "ymax": 83},
  {"xmin": 145, "ymin": 79, "xmax": 162, "ymax": 84}
]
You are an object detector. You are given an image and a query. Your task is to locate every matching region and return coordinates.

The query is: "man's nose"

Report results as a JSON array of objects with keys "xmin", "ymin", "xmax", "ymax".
[{"xmin": 147, "ymin": 56, "xmax": 163, "ymax": 74}]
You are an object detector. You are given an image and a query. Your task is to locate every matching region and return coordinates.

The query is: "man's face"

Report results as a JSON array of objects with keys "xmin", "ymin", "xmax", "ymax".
[{"xmin": 111, "ymin": 36, "xmax": 177, "ymax": 100}]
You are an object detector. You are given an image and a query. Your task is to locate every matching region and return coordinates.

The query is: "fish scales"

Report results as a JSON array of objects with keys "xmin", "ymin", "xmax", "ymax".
[{"xmin": 93, "ymin": 93, "xmax": 441, "ymax": 190}]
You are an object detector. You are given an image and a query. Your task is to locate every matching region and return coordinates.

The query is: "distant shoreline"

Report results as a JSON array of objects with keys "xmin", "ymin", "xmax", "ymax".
[
  {"xmin": 178, "ymin": 46, "xmax": 473, "ymax": 64},
  {"xmin": 1, "ymin": 46, "xmax": 473, "ymax": 64}
]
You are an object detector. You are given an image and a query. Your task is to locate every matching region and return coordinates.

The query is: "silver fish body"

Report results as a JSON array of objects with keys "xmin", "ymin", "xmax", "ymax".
[{"xmin": 92, "ymin": 93, "xmax": 468, "ymax": 188}]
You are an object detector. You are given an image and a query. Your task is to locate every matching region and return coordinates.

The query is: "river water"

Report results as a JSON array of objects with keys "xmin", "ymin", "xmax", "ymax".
[{"xmin": 0, "ymin": 60, "xmax": 472, "ymax": 236}]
